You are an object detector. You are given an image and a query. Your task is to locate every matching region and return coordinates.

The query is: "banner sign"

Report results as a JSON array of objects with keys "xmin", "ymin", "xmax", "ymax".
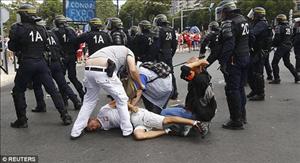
[{"xmin": 65, "ymin": 0, "xmax": 96, "ymax": 22}]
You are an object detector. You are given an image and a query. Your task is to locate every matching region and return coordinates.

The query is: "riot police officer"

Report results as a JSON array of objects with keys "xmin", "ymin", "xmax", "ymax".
[
  {"xmin": 199, "ymin": 21, "xmax": 221, "ymax": 65},
  {"xmin": 106, "ymin": 17, "xmax": 127, "ymax": 45},
  {"xmin": 52, "ymin": 15, "xmax": 85, "ymax": 101},
  {"xmin": 8, "ymin": 4, "xmax": 72, "ymax": 128},
  {"xmin": 127, "ymin": 25, "xmax": 139, "ymax": 50},
  {"xmin": 215, "ymin": 0, "xmax": 250, "ymax": 129},
  {"xmin": 269, "ymin": 14, "xmax": 299, "ymax": 84},
  {"xmin": 131, "ymin": 20, "xmax": 159, "ymax": 62},
  {"xmin": 32, "ymin": 26, "xmax": 82, "ymax": 112},
  {"xmin": 293, "ymin": 18, "xmax": 300, "ymax": 74},
  {"xmin": 153, "ymin": 14, "xmax": 178, "ymax": 99},
  {"xmin": 246, "ymin": 7, "xmax": 272, "ymax": 101},
  {"xmin": 75, "ymin": 18, "xmax": 111, "ymax": 56}
]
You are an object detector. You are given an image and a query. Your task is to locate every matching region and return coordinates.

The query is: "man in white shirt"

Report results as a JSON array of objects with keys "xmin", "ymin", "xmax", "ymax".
[
  {"xmin": 70, "ymin": 45, "xmax": 144, "ymax": 139},
  {"xmin": 86, "ymin": 101, "xmax": 208, "ymax": 140}
]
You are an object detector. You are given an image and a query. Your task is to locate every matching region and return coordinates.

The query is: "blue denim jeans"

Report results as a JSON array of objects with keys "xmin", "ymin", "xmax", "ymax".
[{"xmin": 161, "ymin": 107, "xmax": 193, "ymax": 119}]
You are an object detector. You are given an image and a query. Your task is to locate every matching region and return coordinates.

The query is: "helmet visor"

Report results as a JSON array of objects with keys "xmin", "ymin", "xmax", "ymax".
[
  {"xmin": 247, "ymin": 9, "xmax": 254, "ymax": 20},
  {"xmin": 215, "ymin": 7, "xmax": 222, "ymax": 22}
]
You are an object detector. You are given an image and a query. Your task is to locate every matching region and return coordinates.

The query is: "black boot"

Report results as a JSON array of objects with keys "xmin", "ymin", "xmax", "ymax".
[
  {"xmin": 11, "ymin": 91, "xmax": 28, "ymax": 128},
  {"xmin": 269, "ymin": 79, "xmax": 281, "ymax": 84},
  {"xmin": 247, "ymin": 91, "xmax": 256, "ymax": 98},
  {"xmin": 11, "ymin": 117, "xmax": 28, "ymax": 128},
  {"xmin": 69, "ymin": 95, "xmax": 82, "ymax": 110},
  {"xmin": 32, "ymin": 101, "xmax": 46, "ymax": 112},
  {"xmin": 249, "ymin": 94, "xmax": 265, "ymax": 101},
  {"xmin": 266, "ymin": 75, "xmax": 273, "ymax": 80},
  {"xmin": 222, "ymin": 120, "xmax": 244, "ymax": 130},
  {"xmin": 60, "ymin": 110, "xmax": 72, "ymax": 125},
  {"xmin": 295, "ymin": 75, "xmax": 300, "ymax": 83}
]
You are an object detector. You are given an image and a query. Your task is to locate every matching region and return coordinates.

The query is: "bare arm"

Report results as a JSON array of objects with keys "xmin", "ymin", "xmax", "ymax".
[
  {"xmin": 127, "ymin": 55, "xmax": 144, "ymax": 89},
  {"xmin": 130, "ymin": 89, "xmax": 143, "ymax": 106}
]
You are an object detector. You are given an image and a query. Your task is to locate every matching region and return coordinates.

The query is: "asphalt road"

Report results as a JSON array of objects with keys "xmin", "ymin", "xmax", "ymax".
[{"xmin": 1, "ymin": 51, "xmax": 300, "ymax": 163}]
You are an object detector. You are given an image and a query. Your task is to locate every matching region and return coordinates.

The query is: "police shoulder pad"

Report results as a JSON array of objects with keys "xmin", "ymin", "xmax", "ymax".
[{"xmin": 221, "ymin": 20, "xmax": 233, "ymax": 38}]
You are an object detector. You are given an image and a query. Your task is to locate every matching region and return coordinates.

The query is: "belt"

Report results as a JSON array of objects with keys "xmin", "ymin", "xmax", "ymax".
[{"xmin": 85, "ymin": 67, "xmax": 106, "ymax": 72}]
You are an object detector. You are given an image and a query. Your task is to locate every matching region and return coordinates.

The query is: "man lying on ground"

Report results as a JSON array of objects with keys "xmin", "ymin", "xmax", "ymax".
[{"xmin": 86, "ymin": 100, "xmax": 208, "ymax": 140}]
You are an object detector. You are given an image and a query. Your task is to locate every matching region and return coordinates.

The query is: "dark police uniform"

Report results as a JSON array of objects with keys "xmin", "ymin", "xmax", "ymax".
[
  {"xmin": 247, "ymin": 18, "xmax": 271, "ymax": 99},
  {"xmin": 109, "ymin": 29, "xmax": 127, "ymax": 45},
  {"xmin": 271, "ymin": 22, "xmax": 299, "ymax": 83},
  {"xmin": 52, "ymin": 26, "xmax": 85, "ymax": 100},
  {"xmin": 157, "ymin": 25, "xmax": 178, "ymax": 99},
  {"xmin": 132, "ymin": 31, "xmax": 159, "ymax": 62},
  {"xmin": 219, "ymin": 14, "xmax": 250, "ymax": 126},
  {"xmin": 8, "ymin": 22, "xmax": 72, "ymax": 127},
  {"xmin": 199, "ymin": 30, "xmax": 221, "ymax": 65},
  {"xmin": 293, "ymin": 25, "xmax": 300, "ymax": 73},
  {"xmin": 75, "ymin": 30, "xmax": 111, "ymax": 56},
  {"xmin": 32, "ymin": 30, "xmax": 82, "ymax": 111}
]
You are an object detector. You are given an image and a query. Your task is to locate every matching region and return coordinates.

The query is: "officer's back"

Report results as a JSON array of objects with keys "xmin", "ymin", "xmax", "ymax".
[
  {"xmin": 273, "ymin": 15, "xmax": 292, "ymax": 49},
  {"xmin": 76, "ymin": 18, "xmax": 111, "ymax": 56},
  {"xmin": 52, "ymin": 15, "xmax": 78, "ymax": 56},
  {"xmin": 106, "ymin": 17, "xmax": 127, "ymax": 46}
]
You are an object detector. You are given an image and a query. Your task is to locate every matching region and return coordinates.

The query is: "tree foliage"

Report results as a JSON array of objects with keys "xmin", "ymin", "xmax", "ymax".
[
  {"xmin": 119, "ymin": 0, "xmax": 171, "ymax": 29},
  {"xmin": 38, "ymin": 0, "xmax": 63, "ymax": 27},
  {"xmin": 96, "ymin": 0, "xmax": 117, "ymax": 22}
]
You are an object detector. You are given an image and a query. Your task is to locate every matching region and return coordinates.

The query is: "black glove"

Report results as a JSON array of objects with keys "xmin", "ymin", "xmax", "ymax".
[
  {"xmin": 180, "ymin": 65, "xmax": 192, "ymax": 81},
  {"xmin": 199, "ymin": 53, "xmax": 205, "ymax": 59},
  {"xmin": 220, "ymin": 64, "xmax": 228, "ymax": 76}
]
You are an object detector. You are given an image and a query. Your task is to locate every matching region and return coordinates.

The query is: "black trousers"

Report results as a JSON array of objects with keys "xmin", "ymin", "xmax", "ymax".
[
  {"xmin": 248, "ymin": 54, "xmax": 265, "ymax": 95},
  {"xmin": 271, "ymin": 47, "xmax": 298, "ymax": 80},
  {"xmin": 62, "ymin": 56, "xmax": 85, "ymax": 99},
  {"xmin": 33, "ymin": 61, "xmax": 79, "ymax": 107},
  {"xmin": 12, "ymin": 59, "xmax": 65, "ymax": 120},
  {"xmin": 295, "ymin": 48, "xmax": 300, "ymax": 72},
  {"xmin": 264, "ymin": 53, "xmax": 273, "ymax": 77}
]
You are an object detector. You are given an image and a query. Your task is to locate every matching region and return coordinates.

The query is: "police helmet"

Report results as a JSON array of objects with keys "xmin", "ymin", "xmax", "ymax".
[
  {"xmin": 17, "ymin": 4, "xmax": 41, "ymax": 23},
  {"xmin": 276, "ymin": 14, "xmax": 287, "ymax": 23},
  {"xmin": 89, "ymin": 18, "xmax": 103, "ymax": 31},
  {"xmin": 208, "ymin": 21, "xmax": 220, "ymax": 32},
  {"xmin": 129, "ymin": 26, "xmax": 139, "ymax": 37},
  {"xmin": 54, "ymin": 15, "xmax": 67, "ymax": 27},
  {"xmin": 139, "ymin": 20, "xmax": 152, "ymax": 31},
  {"xmin": 247, "ymin": 7, "xmax": 266, "ymax": 20},
  {"xmin": 106, "ymin": 17, "xmax": 123, "ymax": 30},
  {"xmin": 215, "ymin": 0, "xmax": 239, "ymax": 22},
  {"xmin": 153, "ymin": 14, "xmax": 169, "ymax": 26},
  {"xmin": 294, "ymin": 17, "xmax": 300, "ymax": 28}
]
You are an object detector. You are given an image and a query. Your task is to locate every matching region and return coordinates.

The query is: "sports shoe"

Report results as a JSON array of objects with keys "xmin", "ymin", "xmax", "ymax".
[
  {"xmin": 165, "ymin": 125, "xmax": 181, "ymax": 136},
  {"xmin": 193, "ymin": 121, "xmax": 209, "ymax": 138}
]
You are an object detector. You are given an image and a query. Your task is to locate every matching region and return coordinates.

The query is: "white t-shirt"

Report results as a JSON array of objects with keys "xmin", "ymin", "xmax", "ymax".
[
  {"xmin": 97, "ymin": 104, "xmax": 120, "ymax": 130},
  {"xmin": 89, "ymin": 45, "xmax": 135, "ymax": 72}
]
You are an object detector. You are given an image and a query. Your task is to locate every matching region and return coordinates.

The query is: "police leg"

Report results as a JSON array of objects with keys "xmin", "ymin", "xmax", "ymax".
[
  {"xmin": 32, "ymin": 77, "xmax": 46, "ymax": 112},
  {"xmin": 51, "ymin": 61, "xmax": 82, "ymax": 110},
  {"xmin": 247, "ymin": 59, "xmax": 256, "ymax": 98},
  {"xmin": 249, "ymin": 58, "xmax": 265, "ymax": 101},
  {"xmin": 222, "ymin": 65, "xmax": 244, "ymax": 130},
  {"xmin": 295, "ymin": 48, "xmax": 300, "ymax": 73},
  {"xmin": 165, "ymin": 59, "xmax": 178, "ymax": 99},
  {"xmin": 264, "ymin": 53, "xmax": 273, "ymax": 80},
  {"xmin": 39, "ymin": 62, "xmax": 72, "ymax": 125},
  {"xmin": 10, "ymin": 65, "xmax": 32, "ymax": 128},
  {"xmin": 270, "ymin": 49, "xmax": 283, "ymax": 84},
  {"xmin": 67, "ymin": 59, "xmax": 85, "ymax": 101},
  {"xmin": 282, "ymin": 50, "xmax": 299, "ymax": 83}
]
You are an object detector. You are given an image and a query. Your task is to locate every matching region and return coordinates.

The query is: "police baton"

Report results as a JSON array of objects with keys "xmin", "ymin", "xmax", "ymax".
[{"xmin": 173, "ymin": 61, "xmax": 187, "ymax": 68}]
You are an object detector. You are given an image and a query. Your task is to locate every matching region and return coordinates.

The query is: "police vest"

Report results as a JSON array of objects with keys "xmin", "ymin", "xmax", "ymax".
[
  {"xmin": 16, "ymin": 23, "xmax": 47, "ymax": 59},
  {"xmin": 159, "ymin": 26, "xmax": 174, "ymax": 49},
  {"xmin": 231, "ymin": 14, "xmax": 250, "ymax": 56}
]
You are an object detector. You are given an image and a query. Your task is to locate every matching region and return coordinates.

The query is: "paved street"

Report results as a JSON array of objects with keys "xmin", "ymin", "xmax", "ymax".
[{"xmin": 1, "ymin": 51, "xmax": 300, "ymax": 163}]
